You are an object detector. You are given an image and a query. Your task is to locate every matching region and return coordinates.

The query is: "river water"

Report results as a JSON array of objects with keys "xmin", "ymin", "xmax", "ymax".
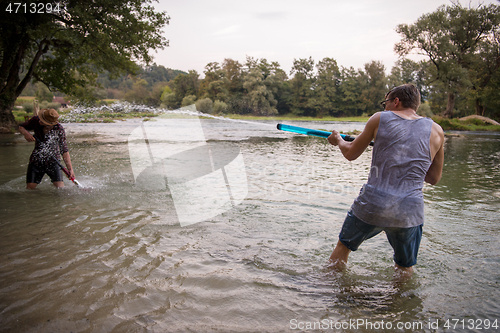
[{"xmin": 0, "ymin": 116, "xmax": 499, "ymax": 333}]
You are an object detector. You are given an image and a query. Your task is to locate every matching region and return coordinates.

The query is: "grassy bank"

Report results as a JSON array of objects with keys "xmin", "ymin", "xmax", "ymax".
[{"xmin": 432, "ymin": 116, "xmax": 500, "ymax": 132}]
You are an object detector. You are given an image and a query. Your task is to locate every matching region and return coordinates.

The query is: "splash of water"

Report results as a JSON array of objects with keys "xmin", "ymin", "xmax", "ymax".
[
  {"xmin": 33, "ymin": 132, "xmax": 62, "ymax": 165},
  {"xmin": 162, "ymin": 108, "xmax": 277, "ymax": 129},
  {"xmin": 60, "ymin": 101, "xmax": 276, "ymax": 129}
]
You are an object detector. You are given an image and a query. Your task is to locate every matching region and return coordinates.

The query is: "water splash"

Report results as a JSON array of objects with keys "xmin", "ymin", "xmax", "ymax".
[
  {"xmin": 33, "ymin": 132, "xmax": 60, "ymax": 164},
  {"xmin": 60, "ymin": 101, "xmax": 276, "ymax": 129}
]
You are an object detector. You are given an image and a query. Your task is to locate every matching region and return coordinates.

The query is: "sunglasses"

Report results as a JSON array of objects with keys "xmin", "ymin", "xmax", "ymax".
[{"xmin": 380, "ymin": 98, "xmax": 396, "ymax": 107}]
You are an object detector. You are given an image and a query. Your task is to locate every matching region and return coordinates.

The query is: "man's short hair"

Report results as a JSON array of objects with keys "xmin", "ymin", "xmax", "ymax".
[{"xmin": 386, "ymin": 84, "xmax": 421, "ymax": 111}]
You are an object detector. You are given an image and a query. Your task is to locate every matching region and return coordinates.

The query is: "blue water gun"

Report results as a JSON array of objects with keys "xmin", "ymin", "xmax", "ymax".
[{"xmin": 277, "ymin": 123, "xmax": 374, "ymax": 146}]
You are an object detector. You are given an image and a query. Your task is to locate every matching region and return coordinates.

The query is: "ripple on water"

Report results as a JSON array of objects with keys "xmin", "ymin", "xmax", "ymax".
[{"xmin": 1, "ymin": 121, "xmax": 499, "ymax": 332}]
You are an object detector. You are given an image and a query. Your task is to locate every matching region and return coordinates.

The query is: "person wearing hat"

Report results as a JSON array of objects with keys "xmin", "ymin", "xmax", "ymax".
[{"xmin": 18, "ymin": 108, "xmax": 76, "ymax": 189}]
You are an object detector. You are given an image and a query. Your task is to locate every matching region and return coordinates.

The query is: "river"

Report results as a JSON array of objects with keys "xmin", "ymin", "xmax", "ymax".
[{"xmin": 0, "ymin": 116, "xmax": 499, "ymax": 332}]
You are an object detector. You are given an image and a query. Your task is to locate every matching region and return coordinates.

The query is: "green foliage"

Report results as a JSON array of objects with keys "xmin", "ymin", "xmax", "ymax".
[
  {"xmin": 243, "ymin": 67, "xmax": 278, "ymax": 116},
  {"xmin": 289, "ymin": 57, "xmax": 316, "ymax": 116},
  {"xmin": 95, "ymin": 65, "xmax": 185, "ymax": 105},
  {"xmin": 124, "ymin": 79, "xmax": 150, "ymax": 105},
  {"xmin": 14, "ymin": 97, "xmax": 35, "ymax": 106},
  {"xmin": 196, "ymin": 98, "xmax": 213, "ymax": 114},
  {"xmin": 417, "ymin": 102, "xmax": 433, "ymax": 117},
  {"xmin": 40, "ymin": 102, "xmax": 60, "ymax": 110},
  {"xmin": 3, "ymin": 1, "xmax": 500, "ymax": 129},
  {"xmin": 361, "ymin": 61, "xmax": 388, "ymax": 115},
  {"xmin": 172, "ymin": 71, "xmax": 200, "ymax": 103},
  {"xmin": 35, "ymin": 83, "xmax": 53, "ymax": 103},
  {"xmin": 70, "ymin": 84, "xmax": 107, "ymax": 106},
  {"xmin": 181, "ymin": 95, "xmax": 197, "ymax": 107},
  {"xmin": 395, "ymin": 2, "xmax": 500, "ymax": 118},
  {"xmin": 161, "ymin": 93, "xmax": 180, "ymax": 110},
  {"xmin": 315, "ymin": 58, "xmax": 341, "ymax": 116},
  {"xmin": 0, "ymin": 0, "xmax": 170, "ymax": 127},
  {"xmin": 22, "ymin": 103, "xmax": 34, "ymax": 114},
  {"xmin": 432, "ymin": 116, "xmax": 500, "ymax": 131},
  {"xmin": 213, "ymin": 100, "xmax": 229, "ymax": 114}
]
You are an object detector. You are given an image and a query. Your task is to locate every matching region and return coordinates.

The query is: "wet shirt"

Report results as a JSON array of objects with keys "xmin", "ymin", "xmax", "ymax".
[
  {"xmin": 20, "ymin": 116, "xmax": 69, "ymax": 166},
  {"xmin": 350, "ymin": 111, "xmax": 433, "ymax": 228}
]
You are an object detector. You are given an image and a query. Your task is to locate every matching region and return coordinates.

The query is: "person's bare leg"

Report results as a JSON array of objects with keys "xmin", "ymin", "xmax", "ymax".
[
  {"xmin": 328, "ymin": 240, "xmax": 351, "ymax": 270},
  {"xmin": 53, "ymin": 181, "xmax": 64, "ymax": 188},
  {"xmin": 393, "ymin": 264, "xmax": 413, "ymax": 282},
  {"xmin": 26, "ymin": 183, "xmax": 37, "ymax": 190}
]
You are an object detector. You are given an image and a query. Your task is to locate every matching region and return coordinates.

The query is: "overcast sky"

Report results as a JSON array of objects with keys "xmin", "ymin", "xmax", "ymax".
[{"xmin": 153, "ymin": 0, "xmax": 498, "ymax": 77}]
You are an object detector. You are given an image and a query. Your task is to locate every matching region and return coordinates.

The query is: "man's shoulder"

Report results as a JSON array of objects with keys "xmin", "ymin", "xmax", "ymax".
[
  {"xmin": 367, "ymin": 112, "xmax": 383, "ymax": 123},
  {"xmin": 430, "ymin": 121, "xmax": 445, "ymax": 146},
  {"xmin": 430, "ymin": 120, "xmax": 444, "ymax": 135}
]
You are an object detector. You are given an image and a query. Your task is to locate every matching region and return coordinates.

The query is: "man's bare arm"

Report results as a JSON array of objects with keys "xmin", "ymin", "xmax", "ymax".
[{"xmin": 328, "ymin": 112, "xmax": 380, "ymax": 161}]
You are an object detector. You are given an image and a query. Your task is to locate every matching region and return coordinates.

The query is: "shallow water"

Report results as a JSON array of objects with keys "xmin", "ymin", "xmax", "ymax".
[{"xmin": 0, "ymin": 118, "xmax": 499, "ymax": 332}]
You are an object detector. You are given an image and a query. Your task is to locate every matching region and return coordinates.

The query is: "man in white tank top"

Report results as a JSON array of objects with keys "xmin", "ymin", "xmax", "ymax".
[{"xmin": 327, "ymin": 84, "xmax": 444, "ymax": 278}]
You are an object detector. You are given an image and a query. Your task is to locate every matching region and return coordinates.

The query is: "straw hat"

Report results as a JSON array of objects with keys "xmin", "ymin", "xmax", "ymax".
[{"xmin": 38, "ymin": 108, "xmax": 59, "ymax": 126}]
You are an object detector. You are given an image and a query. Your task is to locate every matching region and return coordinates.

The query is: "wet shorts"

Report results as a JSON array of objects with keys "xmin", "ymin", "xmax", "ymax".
[
  {"xmin": 338, "ymin": 211, "xmax": 423, "ymax": 267},
  {"xmin": 26, "ymin": 162, "xmax": 63, "ymax": 184}
]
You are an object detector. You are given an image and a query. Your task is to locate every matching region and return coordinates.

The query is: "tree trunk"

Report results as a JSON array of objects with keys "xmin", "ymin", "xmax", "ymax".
[
  {"xmin": 0, "ymin": 32, "xmax": 47, "ymax": 130},
  {"xmin": 442, "ymin": 92, "xmax": 455, "ymax": 118},
  {"xmin": 475, "ymin": 98, "xmax": 485, "ymax": 116},
  {"xmin": 0, "ymin": 90, "xmax": 17, "ymax": 132},
  {"xmin": 0, "ymin": 31, "xmax": 27, "ymax": 131}
]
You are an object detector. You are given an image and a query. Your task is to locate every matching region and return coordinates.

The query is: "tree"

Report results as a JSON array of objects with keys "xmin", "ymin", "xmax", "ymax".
[
  {"xmin": 222, "ymin": 58, "xmax": 244, "ymax": 95},
  {"xmin": 289, "ymin": 57, "xmax": 316, "ymax": 116},
  {"xmin": 395, "ymin": 2, "xmax": 500, "ymax": 118},
  {"xmin": 242, "ymin": 67, "xmax": 278, "ymax": 116},
  {"xmin": 315, "ymin": 58, "xmax": 341, "ymax": 116},
  {"xmin": 170, "ymin": 70, "xmax": 200, "ymax": 103},
  {"xmin": 336, "ymin": 66, "xmax": 367, "ymax": 117},
  {"xmin": 124, "ymin": 79, "xmax": 150, "ymax": 105},
  {"xmin": 0, "ymin": 0, "xmax": 169, "ymax": 128},
  {"xmin": 361, "ymin": 61, "xmax": 387, "ymax": 115},
  {"xmin": 388, "ymin": 58, "xmax": 430, "ymax": 101},
  {"xmin": 199, "ymin": 62, "xmax": 228, "ymax": 102},
  {"xmin": 466, "ymin": 21, "xmax": 500, "ymax": 117}
]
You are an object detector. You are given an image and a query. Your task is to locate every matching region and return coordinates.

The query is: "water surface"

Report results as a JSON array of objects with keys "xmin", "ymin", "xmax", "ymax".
[{"xmin": 1, "ymin": 119, "xmax": 499, "ymax": 332}]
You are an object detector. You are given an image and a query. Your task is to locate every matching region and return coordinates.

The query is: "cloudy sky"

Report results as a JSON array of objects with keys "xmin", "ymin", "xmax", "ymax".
[{"xmin": 153, "ymin": 0, "xmax": 498, "ymax": 77}]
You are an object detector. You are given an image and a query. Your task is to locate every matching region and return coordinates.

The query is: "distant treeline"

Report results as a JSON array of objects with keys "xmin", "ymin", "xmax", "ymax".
[
  {"xmin": 21, "ymin": 57, "xmax": 497, "ymax": 120},
  {"xmin": 14, "ymin": 2, "xmax": 500, "ymax": 122}
]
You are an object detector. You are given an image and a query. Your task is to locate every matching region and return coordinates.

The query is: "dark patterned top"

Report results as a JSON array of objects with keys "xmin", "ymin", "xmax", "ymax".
[{"xmin": 19, "ymin": 116, "xmax": 69, "ymax": 166}]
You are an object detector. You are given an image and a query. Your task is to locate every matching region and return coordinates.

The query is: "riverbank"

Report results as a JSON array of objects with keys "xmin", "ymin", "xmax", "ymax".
[
  {"xmin": 432, "ymin": 115, "xmax": 500, "ymax": 131},
  {"xmin": 11, "ymin": 105, "xmax": 500, "ymax": 132}
]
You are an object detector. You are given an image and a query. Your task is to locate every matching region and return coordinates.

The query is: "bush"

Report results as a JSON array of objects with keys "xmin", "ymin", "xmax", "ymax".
[
  {"xmin": 22, "ymin": 102, "xmax": 35, "ymax": 114},
  {"xmin": 213, "ymin": 100, "xmax": 228, "ymax": 114},
  {"xmin": 195, "ymin": 98, "xmax": 213, "ymax": 114},
  {"xmin": 160, "ymin": 93, "xmax": 180, "ymax": 109},
  {"xmin": 40, "ymin": 101, "xmax": 60, "ymax": 110},
  {"xmin": 464, "ymin": 118, "xmax": 489, "ymax": 126},
  {"xmin": 432, "ymin": 116, "xmax": 468, "ymax": 131},
  {"xmin": 181, "ymin": 95, "xmax": 197, "ymax": 107}
]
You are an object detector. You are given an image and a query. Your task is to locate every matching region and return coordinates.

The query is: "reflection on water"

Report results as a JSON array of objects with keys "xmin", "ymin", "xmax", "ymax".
[{"xmin": 0, "ymin": 120, "xmax": 499, "ymax": 332}]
